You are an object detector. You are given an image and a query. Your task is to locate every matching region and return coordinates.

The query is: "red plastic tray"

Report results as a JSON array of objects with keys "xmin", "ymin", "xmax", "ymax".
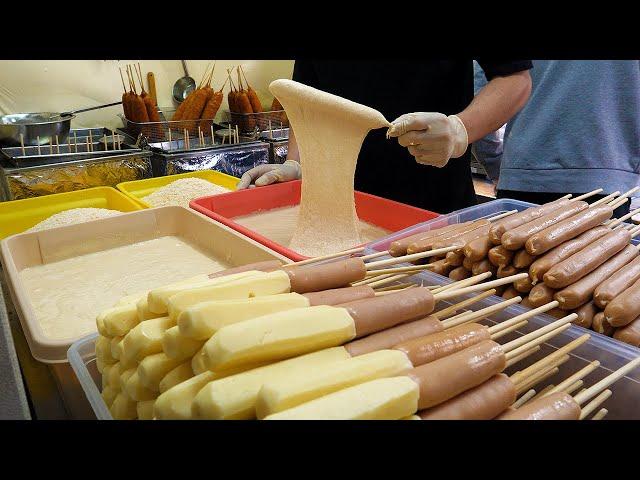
[{"xmin": 190, "ymin": 180, "xmax": 439, "ymax": 261}]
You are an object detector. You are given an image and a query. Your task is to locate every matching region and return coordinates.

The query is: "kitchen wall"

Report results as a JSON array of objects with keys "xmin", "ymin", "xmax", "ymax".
[{"xmin": 0, "ymin": 60, "xmax": 295, "ymax": 129}]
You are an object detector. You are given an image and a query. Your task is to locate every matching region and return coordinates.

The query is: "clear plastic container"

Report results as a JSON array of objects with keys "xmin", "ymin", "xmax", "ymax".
[
  {"xmin": 67, "ymin": 333, "xmax": 110, "ymax": 420},
  {"xmin": 68, "ymin": 277, "xmax": 640, "ymax": 419}
]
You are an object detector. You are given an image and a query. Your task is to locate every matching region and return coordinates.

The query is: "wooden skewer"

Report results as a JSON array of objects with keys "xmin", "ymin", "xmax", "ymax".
[
  {"xmin": 235, "ymin": 125, "xmax": 239, "ymax": 143},
  {"xmin": 486, "ymin": 300, "xmax": 561, "ymax": 335},
  {"xmin": 441, "ymin": 296, "xmax": 522, "ymax": 329},
  {"xmin": 571, "ymin": 188, "xmax": 604, "ymax": 202},
  {"xmin": 88, "ymin": 130, "xmax": 93, "ymax": 151},
  {"xmin": 364, "ymin": 264, "xmax": 435, "ymax": 277},
  {"xmin": 503, "ymin": 314, "xmax": 579, "ymax": 356},
  {"xmin": 516, "ymin": 367, "xmax": 562, "ymax": 396},
  {"xmin": 512, "ymin": 389, "xmax": 537, "ymax": 409},
  {"xmin": 73, "ymin": 131, "xmax": 78, "ymax": 152},
  {"xmin": 373, "ymin": 282, "xmax": 416, "ymax": 292},
  {"xmin": 530, "ymin": 384, "xmax": 556, "ymax": 402},
  {"xmin": 19, "ymin": 134, "xmax": 25, "ymax": 156},
  {"xmin": 365, "ymin": 273, "xmax": 418, "ymax": 289},
  {"xmin": 168, "ymin": 128, "xmax": 172, "ymax": 150},
  {"xmin": 55, "ymin": 135, "xmax": 60, "ymax": 154},
  {"xmin": 608, "ymin": 207, "xmax": 640, "ymax": 228},
  {"xmin": 86, "ymin": 137, "xmax": 90, "ymax": 153},
  {"xmin": 36, "ymin": 136, "xmax": 41, "ymax": 155},
  {"xmin": 351, "ymin": 273, "xmax": 395, "ymax": 286},
  {"xmin": 111, "ymin": 131, "xmax": 116, "ymax": 152},
  {"xmin": 579, "ymin": 389, "xmax": 612, "ymax": 420},
  {"xmin": 614, "ymin": 186, "xmax": 640, "ymax": 204},
  {"xmin": 432, "ymin": 272, "xmax": 493, "ymax": 294},
  {"xmin": 433, "ymin": 273, "xmax": 529, "ymax": 302},
  {"xmin": 211, "ymin": 125, "xmax": 215, "ymax": 145},
  {"xmin": 543, "ymin": 360, "xmax": 600, "ymax": 398},
  {"xmin": 432, "ymin": 289, "xmax": 496, "ymax": 320},
  {"xmin": 564, "ymin": 380, "xmax": 584, "ymax": 396},
  {"xmin": 290, "ymin": 247, "xmax": 366, "ymax": 266},
  {"xmin": 486, "ymin": 209, "xmax": 518, "ymax": 222},
  {"xmin": 573, "ymin": 356, "xmax": 640, "ymax": 406},
  {"xmin": 103, "ymin": 135, "xmax": 108, "ymax": 151},
  {"xmin": 118, "ymin": 67, "xmax": 127, "ymax": 92},
  {"xmin": 359, "ymin": 251, "xmax": 389, "ymax": 262},
  {"xmin": 609, "ymin": 196, "xmax": 630, "ymax": 210},
  {"xmin": 504, "ymin": 345, "xmax": 542, "ymax": 369},
  {"xmin": 49, "ymin": 138, "xmax": 53, "ymax": 154},
  {"xmin": 591, "ymin": 408, "xmax": 608, "ymax": 420},
  {"xmin": 516, "ymin": 361, "xmax": 566, "ymax": 395},
  {"xmin": 504, "ymin": 323, "xmax": 574, "ymax": 367},
  {"xmin": 365, "ymin": 244, "xmax": 461, "ymax": 270},
  {"xmin": 590, "ymin": 191, "xmax": 620, "ymax": 207},
  {"xmin": 510, "ymin": 333, "xmax": 590, "ymax": 383},
  {"xmin": 490, "ymin": 320, "xmax": 528, "ymax": 340},
  {"xmin": 374, "ymin": 284, "xmax": 417, "ymax": 295},
  {"xmin": 630, "ymin": 225, "xmax": 640, "ymax": 237}
]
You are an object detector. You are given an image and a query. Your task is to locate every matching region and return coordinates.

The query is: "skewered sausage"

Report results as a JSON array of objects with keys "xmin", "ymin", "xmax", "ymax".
[
  {"xmin": 497, "ymin": 265, "xmax": 518, "ymax": 279},
  {"xmin": 594, "ymin": 256, "xmax": 640, "ymax": 309},
  {"xmin": 488, "ymin": 198, "xmax": 573, "ymax": 245},
  {"xmin": 389, "ymin": 223, "xmax": 470, "ymax": 257},
  {"xmin": 419, "ymin": 374, "xmax": 516, "ymax": 420},
  {"xmin": 555, "ymin": 245, "xmax": 638, "ymax": 310},
  {"xmin": 429, "ymin": 259, "xmax": 454, "ymax": 277},
  {"xmin": 573, "ymin": 302, "xmax": 597, "ymax": 329},
  {"xmin": 528, "ymin": 283, "xmax": 557, "ymax": 308},
  {"xmin": 497, "ymin": 392, "xmax": 581, "ymax": 420},
  {"xmin": 502, "ymin": 286, "xmax": 520, "ymax": 300},
  {"xmin": 394, "ymin": 323, "xmax": 491, "ymax": 366},
  {"xmin": 462, "ymin": 256, "xmax": 474, "ymax": 271},
  {"xmin": 431, "ymin": 224, "xmax": 491, "ymax": 250},
  {"xmin": 463, "ymin": 235, "xmax": 493, "ymax": 262},
  {"xmin": 613, "ymin": 316, "xmax": 640, "ymax": 346},
  {"xmin": 282, "ymin": 258, "xmax": 366, "ymax": 293},
  {"xmin": 236, "ymin": 90, "xmax": 256, "ymax": 131},
  {"xmin": 513, "ymin": 275, "xmax": 534, "ymax": 294},
  {"xmin": 339, "ymin": 287, "xmax": 435, "ymax": 338},
  {"xmin": 407, "ymin": 340, "xmax": 506, "ymax": 409},
  {"xmin": 472, "ymin": 259, "xmax": 496, "ymax": 276},
  {"xmin": 604, "ymin": 275, "xmax": 640, "ymax": 327},
  {"xmin": 344, "ymin": 316, "xmax": 443, "ymax": 357},
  {"xmin": 543, "ymin": 228, "xmax": 631, "ymax": 289},
  {"xmin": 302, "ymin": 286, "xmax": 375, "ymax": 306},
  {"xmin": 525, "ymin": 205, "xmax": 614, "ymax": 255},
  {"xmin": 408, "ymin": 220, "xmax": 490, "ymax": 254},
  {"xmin": 592, "ymin": 312, "xmax": 614, "ymax": 336},
  {"xmin": 445, "ymin": 250, "xmax": 464, "ymax": 267},
  {"xmin": 513, "ymin": 249, "xmax": 536, "ymax": 269},
  {"xmin": 448, "ymin": 267, "xmax": 471, "ymax": 281},
  {"xmin": 529, "ymin": 226, "xmax": 610, "ymax": 283},
  {"xmin": 501, "ymin": 201, "xmax": 589, "ymax": 251},
  {"xmin": 488, "ymin": 245, "xmax": 515, "ymax": 268}
]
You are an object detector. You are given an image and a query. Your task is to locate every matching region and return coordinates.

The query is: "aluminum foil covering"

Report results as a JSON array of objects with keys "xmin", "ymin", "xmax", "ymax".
[
  {"xmin": 273, "ymin": 143, "xmax": 288, "ymax": 164},
  {"xmin": 157, "ymin": 142, "xmax": 270, "ymax": 177},
  {"xmin": 1, "ymin": 153, "xmax": 152, "ymax": 200}
]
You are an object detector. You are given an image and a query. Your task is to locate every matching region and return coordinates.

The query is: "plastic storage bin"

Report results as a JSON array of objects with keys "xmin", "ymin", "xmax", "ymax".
[
  {"xmin": 116, "ymin": 170, "xmax": 239, "ymax": 209},
  {"xmin": 364, "ymin": 197, "xmax": 640, "ymax": 351},
  {"xmin": 190, "ymin": 180, "xmax": 439, "ymax": 261},
  {"xmin": 1, "ymin": 206, "xmax": 289, "ymax": 419},
  {"xmin": 68, "ymin": 272, "xmax": 640, "ymax": 419},
  {"xmin": 0, "ymin": 186, "xmax": 142, "ymax": 240}
]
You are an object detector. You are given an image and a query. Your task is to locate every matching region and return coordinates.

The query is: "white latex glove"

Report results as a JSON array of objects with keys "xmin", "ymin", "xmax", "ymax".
[
  {"xmin": 237, "ymin": 160, "xmax": 302, "ymax": 189},
  {"xmin": 386, "ymin": 113, "xmax": 469, "ymax": 168}
]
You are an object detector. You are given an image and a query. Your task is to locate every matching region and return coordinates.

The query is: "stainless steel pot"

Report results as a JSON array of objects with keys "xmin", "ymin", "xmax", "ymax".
[{"xmin": 0, "ymin": 101, "xmax": 122, "ymax": 147}]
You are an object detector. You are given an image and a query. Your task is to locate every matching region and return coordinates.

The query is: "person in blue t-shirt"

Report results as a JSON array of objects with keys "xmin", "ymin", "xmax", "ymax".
[{"xmin": 494, "ymin": 60, "xmax": 640, "ymax": 217}]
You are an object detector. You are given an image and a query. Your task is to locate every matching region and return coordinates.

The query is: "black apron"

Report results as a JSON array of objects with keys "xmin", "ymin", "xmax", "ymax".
[{"xmin": 292, "ymin": 60, "xmax": 477, "ymax": 214}]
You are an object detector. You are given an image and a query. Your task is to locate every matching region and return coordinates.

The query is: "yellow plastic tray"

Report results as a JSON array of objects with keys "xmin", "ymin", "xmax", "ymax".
[
  {"xmin": 0, "ymin": 187, "xmax": 142, "ymax": 240},
  {"xmin": 116, "ymin": 170, "xmax": 239, "ymax": 209}
]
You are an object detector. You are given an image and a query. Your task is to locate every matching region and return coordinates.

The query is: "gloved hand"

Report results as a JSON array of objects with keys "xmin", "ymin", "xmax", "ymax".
[
  {"xmin": 386, "ymin": 112, "xmax": 468, "ymax": 168},
  {"xmin": 237, "ymin": 160, "xmax": 302, "ymax": 189}
]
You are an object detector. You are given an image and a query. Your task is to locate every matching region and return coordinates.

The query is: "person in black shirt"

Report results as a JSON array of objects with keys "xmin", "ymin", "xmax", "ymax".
[{"xmin": 238, "ymin": 60, "xmax": 532, "ymax": 214}]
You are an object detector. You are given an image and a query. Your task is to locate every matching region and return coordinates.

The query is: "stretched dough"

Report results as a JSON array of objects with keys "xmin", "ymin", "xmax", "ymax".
[{"xmin": 269, "ymin": 79, "xmax": 390, "ymax": 257}]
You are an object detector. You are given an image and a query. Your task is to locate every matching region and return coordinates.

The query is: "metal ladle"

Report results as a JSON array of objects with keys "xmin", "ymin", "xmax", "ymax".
[{"xmin": 172, "ymin": 60, "xmax": 196, "ymax": 103}]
